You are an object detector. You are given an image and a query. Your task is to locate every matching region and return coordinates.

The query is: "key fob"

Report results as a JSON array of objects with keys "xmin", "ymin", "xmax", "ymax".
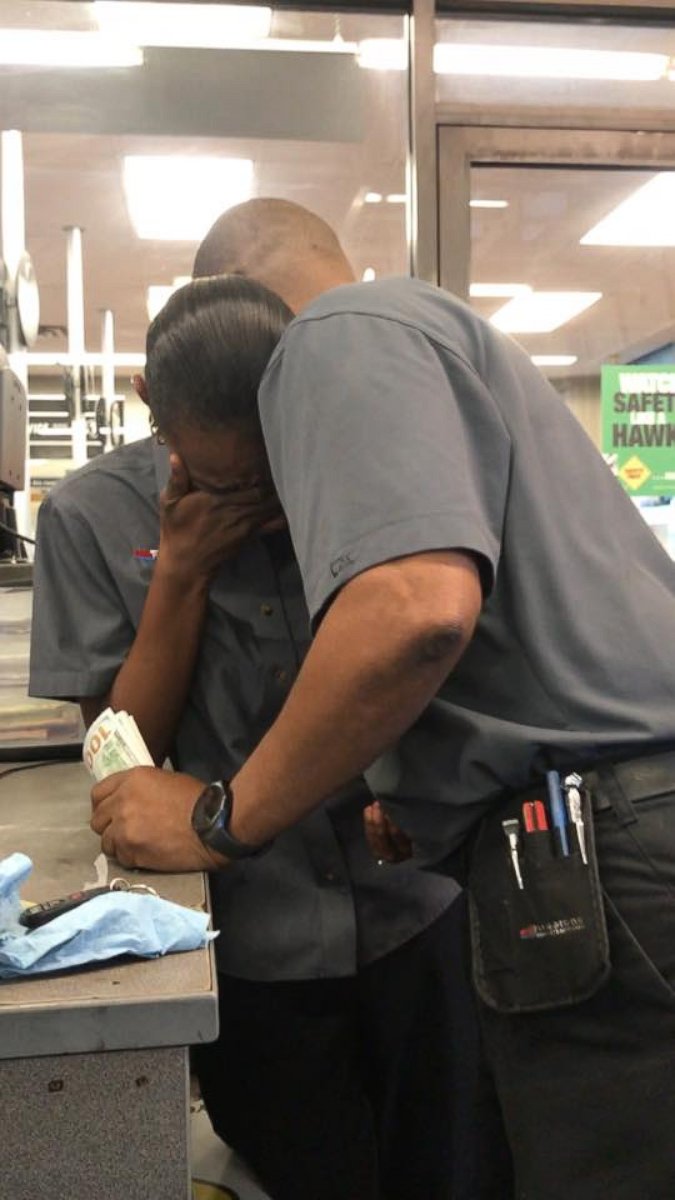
[{"xmin": 19, "ymin": 886, "xmax": 111, "ymax": 929}]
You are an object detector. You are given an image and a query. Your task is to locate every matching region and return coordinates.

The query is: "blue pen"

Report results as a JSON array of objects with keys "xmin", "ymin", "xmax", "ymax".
[{"xmin": 546, "ymin": 770, "xmax": 570, "ymax": 856}]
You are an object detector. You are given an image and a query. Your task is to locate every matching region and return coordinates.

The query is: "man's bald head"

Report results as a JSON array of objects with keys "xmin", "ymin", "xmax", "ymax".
[{"xmin": 193, "ymin": 198, "xmax": 355, "ymax": 313}]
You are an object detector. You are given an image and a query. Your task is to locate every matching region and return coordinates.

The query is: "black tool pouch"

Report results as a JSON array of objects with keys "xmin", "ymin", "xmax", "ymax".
[{"xmin": 467, "ymin": 786, "xmax": 610, "ymax": 1013}]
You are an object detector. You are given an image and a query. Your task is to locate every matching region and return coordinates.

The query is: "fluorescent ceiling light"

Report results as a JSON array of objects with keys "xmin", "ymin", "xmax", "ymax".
[
  {"xmin": 362, "ymin": 268, "xmax": 376, "ymax": 282},
  {"xmin": 531, "ymin": 355, "xmax": 578, "ymax": 367},
  {"xmin": 254, "ymin": 38, "xmax": 356, "ymax": 54},
  {"xmin": 433, "ymin": 43, "xmax": 669, "ymax": 82},
  {"xmin": 470, "ymin": 199, "xmax": 509, "ymax": 209},
  {"xmin": 0, "ymin": 30, "xmax": 142, "ymax": 68},
  {"xmin": 364, "ymin": 192, "xmax": 406, "ymax": 205},
  {"xmin": 357, "ymin": 39, "xmax": 407, "ymax": 71},
  {"xmin": 356, "ymin": 38, "xmax": 668, "ymax": 81},
  {"xmin": 147, "ymin": 276, "xmax": 191, "ymax": 321},
  {"xmin": 25, "ymin": 353, "xmax": 147, "ymax": 368},
  {"xmin": 123, "ymin": 156, "xmax": 254, "ymax": 240},
  {"xmin": 147, "ymin": 287, "xmax": 174, "ymax": 321},
  {"xmin": 95, "ymin": 2, "xmax": 271, "ymax": 47},
  {"xmin": 470, "ymin": 283, "xmax": 531, "ymax": 299},
  {"xmin": 491, "ymin": 291, "xmax": 602, "ymax": 333},
  {"xmin": 580, "ymin": 173, "xmax": 675, "ymax": 246}
]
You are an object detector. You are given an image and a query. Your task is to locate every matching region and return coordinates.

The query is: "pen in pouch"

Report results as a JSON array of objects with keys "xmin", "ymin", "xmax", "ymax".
[
  {"xmin": 546, "ymin": 770, "xmax": 570, "ymax": 857},
  {"xmin": 522, "ymin": 800, "xmax": 548, "ymax": 833},
  {"xmin": 521, "ymin": 800, "xmax": 552, "ymax": 870},
  {"xmin": 522, "ymin": 802, "xmax": 536, "ymax": 833}
]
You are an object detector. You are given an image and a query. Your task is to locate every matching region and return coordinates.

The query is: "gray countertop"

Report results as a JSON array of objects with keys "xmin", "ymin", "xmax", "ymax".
[{"xmin": 0, "ymin": 760, "xmax": 218, "ymax": 1059}]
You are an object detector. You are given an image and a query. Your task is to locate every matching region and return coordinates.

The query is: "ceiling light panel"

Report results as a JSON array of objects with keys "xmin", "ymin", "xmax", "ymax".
[
  {"xmin": 490, "ymin": 291, "xmax": 602, "ymax": 334},
  {"xmin": 123, "ymin": 156, "xmax": 254, "ymax": 240},
  {"xmin": 470, "ymin": 283, "xmax": 531, "ymax": 298},
  {"xmin": 580, "ymin": 173, "xmax": 675, "ymax": 247},
  {"xmin": 147, "ymin": 276, "xmax": 191, "ymax": 321},
  {"xmin": 357, "ymin": 39, "xmax": 407, "ymax": 71},
  {"xmin": 356, "ymin": 37, "xmax": 672, "ymax": 81},
  {"xmin": 0, "ymin": 30, "xmax": 142, "ymax": 68},
  {"xmin": 26, "ymin": 353, "xmax": 147, "ymax": 368},
  {"xmin": 531, "ymin": 355, "xmax": 578, "ymax": 367},
  {"xmin": 95, "ymin": 3, "xmax": 271, "ymax": 48},
  {"xmin": 433, "ymin": 43, "xmax": 669, "ymax": 82}
]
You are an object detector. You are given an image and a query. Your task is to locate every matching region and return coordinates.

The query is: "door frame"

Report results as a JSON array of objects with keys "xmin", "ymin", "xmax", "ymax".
[{"xmin": 437, "ymin": 126, "xmax": 675, "ymax": 299}]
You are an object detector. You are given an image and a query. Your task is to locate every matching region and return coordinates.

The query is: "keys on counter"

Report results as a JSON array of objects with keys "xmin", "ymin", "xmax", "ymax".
[{"xmin": 19, "ymin": 878, "xmax": 159, "ymax": 929}]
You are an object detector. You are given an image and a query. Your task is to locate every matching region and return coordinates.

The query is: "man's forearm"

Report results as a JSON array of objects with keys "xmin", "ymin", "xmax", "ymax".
[
  {"xmin": 109, "ymin": 565, "xmax": 209, "ymax": 763},
  {"xmin": 229, "ymin": 552, "xmax": 481, "ymax": 846}
]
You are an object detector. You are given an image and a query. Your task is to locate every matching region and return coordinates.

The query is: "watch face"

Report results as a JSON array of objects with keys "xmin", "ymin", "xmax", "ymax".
[{"xmin": 193, "ymin": 782, "xmax": 225, "ymax": 835}]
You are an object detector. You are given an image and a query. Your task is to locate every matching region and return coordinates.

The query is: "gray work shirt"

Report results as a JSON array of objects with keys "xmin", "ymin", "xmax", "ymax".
[
  {"xmin": 259, "ymin": 277, "xmax": 675, "ymax": 856},
  {"xmin": 29, "ymin": 437, "xmax": 458, "ymax": 979}
]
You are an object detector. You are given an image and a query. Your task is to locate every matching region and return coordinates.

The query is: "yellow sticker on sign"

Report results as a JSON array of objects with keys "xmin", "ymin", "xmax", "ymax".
[{"xmin": 618, "ymin": 455, "xmax": 652, "ymax": 490}]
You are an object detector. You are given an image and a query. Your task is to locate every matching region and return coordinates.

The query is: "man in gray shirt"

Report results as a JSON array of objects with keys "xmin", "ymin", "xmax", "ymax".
[
  {"xmin": 30, "ymin": 322, "xmax": 503, "ymax": 1195},
  {"xmin": 91, "ymin": 200, "xmax": 675, "ymax": 1200}
]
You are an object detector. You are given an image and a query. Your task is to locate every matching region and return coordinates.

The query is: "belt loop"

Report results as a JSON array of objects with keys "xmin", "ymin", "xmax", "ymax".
[{"xmin": 596, "ymin": 765, "xmax": 637, "ymax": 827}]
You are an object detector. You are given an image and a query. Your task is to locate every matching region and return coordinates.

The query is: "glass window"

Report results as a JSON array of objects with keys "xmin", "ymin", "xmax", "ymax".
[
  {"xmin": 435, "ymin": 16, "xmax": 675, "ymax": 121},
  {"xmin": 0, "ymin": 1, "xmax": 409, "ymax": 510}
]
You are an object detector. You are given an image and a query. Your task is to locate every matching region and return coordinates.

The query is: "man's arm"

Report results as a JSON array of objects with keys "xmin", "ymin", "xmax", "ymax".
[
  {"xmin": 90, "ymin": 549, "xmax": 481, "ymax": 869},
  {"xmin": 228, "ymin": 550, "xmax": 481, "ymax": 843}
]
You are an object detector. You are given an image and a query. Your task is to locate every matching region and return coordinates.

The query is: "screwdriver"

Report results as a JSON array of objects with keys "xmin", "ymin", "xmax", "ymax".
[
  {"xmin": 563, "ymin": 774, "xmax": 588, "ymax": 865},
  {"xmin": 502, "ymin": 818, "xmax": 524, "ymax": 890}
]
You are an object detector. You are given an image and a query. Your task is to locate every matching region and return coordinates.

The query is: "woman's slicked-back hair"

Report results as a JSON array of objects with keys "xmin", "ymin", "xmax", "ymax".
[{"xmin": 145, "ymin": 274, "xmax": 293, "ymax": 437}]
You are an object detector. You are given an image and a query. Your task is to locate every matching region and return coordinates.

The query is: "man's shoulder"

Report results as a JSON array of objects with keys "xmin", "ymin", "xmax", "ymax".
[
  {"xmin": 47, "ymin": 439, "xmax": 158, "ymax": 518},
  {"xmin": 299, "ymin": 276, "xmax": 466, "ymax": 322},
  {"xmin": 289, "ymin": 277, "xmax": 490, "ymax": 363}
]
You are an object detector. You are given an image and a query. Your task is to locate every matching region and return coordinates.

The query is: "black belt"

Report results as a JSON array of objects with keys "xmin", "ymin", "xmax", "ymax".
[{"xmin": 582, "ymin": 749, "xmax": 675, "ymax": 813}]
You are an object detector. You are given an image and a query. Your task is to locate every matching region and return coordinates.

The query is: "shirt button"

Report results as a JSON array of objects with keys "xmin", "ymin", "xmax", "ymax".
[
  {"xmin": 260, "ymin": 603, "xmax": 274, "ymax": 616},
  {"xmin": 273, "ymin": 667, "xmax": 288, "ymax": 683},
  {"xmin": 323, "ymin": 871, "xmax": 336, "ymax": 883}
]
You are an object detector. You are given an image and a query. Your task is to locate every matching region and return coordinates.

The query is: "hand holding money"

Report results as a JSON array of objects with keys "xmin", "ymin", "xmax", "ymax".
[
  {"xmin": 85, "ymin": 709, "xmax": 219, "ymax": 871},
  {"xmin": 83, "ymin": 707, "xmax": 155, "ymax": 781}
]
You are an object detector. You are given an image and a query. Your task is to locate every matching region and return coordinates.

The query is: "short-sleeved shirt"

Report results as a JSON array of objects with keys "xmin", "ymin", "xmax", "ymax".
[
  {"xmin": 29, "ymin": 436, "xmax": 459, "ymax": 980},
  {"xmin": 258, "ymin": 277, "xmax": 675, "ymax": 855}
]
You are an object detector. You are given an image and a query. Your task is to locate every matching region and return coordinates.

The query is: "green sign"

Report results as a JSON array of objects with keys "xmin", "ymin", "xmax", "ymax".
[{"xmin": 601, "ymin": 364, "xmax": 675, "ymax": 497}]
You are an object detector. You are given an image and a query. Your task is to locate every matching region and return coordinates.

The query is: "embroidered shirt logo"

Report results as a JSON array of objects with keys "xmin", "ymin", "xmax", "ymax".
[
  {"xmin": 519, "ymin": 916, "xmax": 586, "ymax": 940},
  {"xmin": 133, "ymin": 548, "xmax": 158, "ymax": 561},
  {"xmin": 330, "ymin": 552, "xmax": 355, "ymax": 578}
]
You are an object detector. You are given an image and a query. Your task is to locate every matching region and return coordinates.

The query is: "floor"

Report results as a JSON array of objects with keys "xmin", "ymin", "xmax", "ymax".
[{"xmin": 190, "ymin": 1101, "xmax": 271, "ymax": 1200}]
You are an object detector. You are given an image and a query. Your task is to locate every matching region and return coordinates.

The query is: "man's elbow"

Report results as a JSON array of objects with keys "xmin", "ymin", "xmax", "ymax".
[
  {"xmin": 412, "ymin": 619, "xmax": 471, "ymax": 666},
  {"xmin": 337, "ymin": 549, "xmax": 483, "ymax": 672}
]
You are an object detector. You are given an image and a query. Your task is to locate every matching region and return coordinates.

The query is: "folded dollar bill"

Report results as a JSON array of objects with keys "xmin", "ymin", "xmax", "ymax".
[{"xmin": 83, "ymin": 706, "xmax": 154, "ymax": 781}]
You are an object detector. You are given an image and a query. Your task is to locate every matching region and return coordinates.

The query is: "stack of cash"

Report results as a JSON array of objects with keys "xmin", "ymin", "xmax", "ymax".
[{"xmin": 83, "ymin": 706, "xmax": 154, "ymax": 781}]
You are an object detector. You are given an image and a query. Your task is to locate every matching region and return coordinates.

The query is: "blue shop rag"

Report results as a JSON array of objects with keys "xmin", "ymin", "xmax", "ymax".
[{"xmin": 0, "ymin": 852, "xmax": 217, "ymax": 980}]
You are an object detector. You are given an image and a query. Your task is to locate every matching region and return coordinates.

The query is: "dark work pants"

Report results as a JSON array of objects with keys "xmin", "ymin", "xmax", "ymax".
[
  {"xmin": 192, "ymin": 896, "xmax": 513, "ymax": 1200},
  {"xmin": 479, "ymin": 789, "xmax": 675, "ymax": 1200}
]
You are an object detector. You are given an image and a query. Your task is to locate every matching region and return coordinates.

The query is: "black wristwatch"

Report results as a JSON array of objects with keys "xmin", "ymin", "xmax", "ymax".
[{"xmin": 191, "ymin": 780, "xmax": 272, "ymax": 860}]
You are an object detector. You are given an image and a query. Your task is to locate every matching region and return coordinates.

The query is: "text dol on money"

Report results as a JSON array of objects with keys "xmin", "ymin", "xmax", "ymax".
[{"xmin": 83, "ymin": 707, "xmax": 154, "ymax": 782}]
